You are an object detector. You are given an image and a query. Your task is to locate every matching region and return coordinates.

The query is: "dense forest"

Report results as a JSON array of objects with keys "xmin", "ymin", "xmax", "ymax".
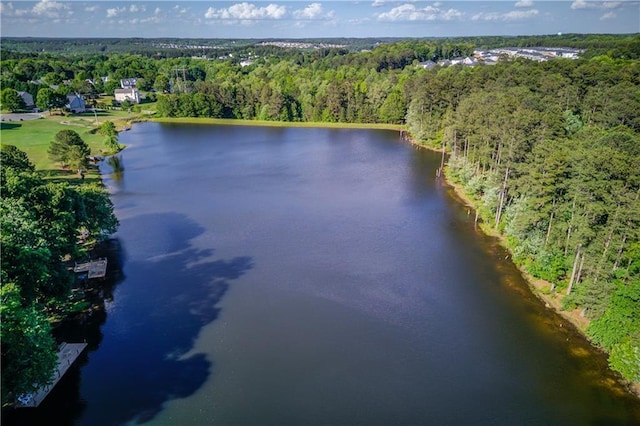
[{"xmin": 1, "ymin": 34, "xmax": 639, "ymax": 399}]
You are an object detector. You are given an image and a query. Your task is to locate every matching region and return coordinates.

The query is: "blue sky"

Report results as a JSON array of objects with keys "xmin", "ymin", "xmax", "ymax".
[{"xmin": 1, "ymin": 1, "xmax": 638, "ymax": 38}]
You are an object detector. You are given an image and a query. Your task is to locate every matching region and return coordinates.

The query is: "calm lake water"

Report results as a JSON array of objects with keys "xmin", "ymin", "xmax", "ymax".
[{"xmin": 6, "ymin": 123, "xmax": 640, "ymax": 425}]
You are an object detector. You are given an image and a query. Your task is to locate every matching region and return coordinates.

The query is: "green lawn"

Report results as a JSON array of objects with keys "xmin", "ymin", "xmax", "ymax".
[
  {"xmin": 0, "ymin": 111, "xmax": 140, "ymax": 175},
  {"xmin": 152, "ymin": 116, "xmax": 405, "ymax": 131}
]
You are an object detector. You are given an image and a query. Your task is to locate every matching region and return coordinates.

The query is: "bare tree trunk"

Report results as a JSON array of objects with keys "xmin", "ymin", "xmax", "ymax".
[
  {"xmin": 564, "ymin": 196, "xmax": 577, "ymax": 256},
  {"xmin": 594, "ymin": 202, "xmax": 621, "ymax": 280},
  {"xmin": 545, "ymin": 198, "xmax": 556, "ymax": 246},
  {"xmin": 613, "ymin": 233, "xmax": 628, "ymax": 271},
  {"xmin": 464, "ymin": 138, "xmax": 469, "ymax": 163},
  {"xmin": 575, "ymin": 254, "xmax": 585, "ymax": 287},
  {"xmin": 495, "ymin": 167, "xmax": 509, "ymax": 228},
  {"xmin": 452, "ymin": 130, "xmax": 458, "ymax": 158},
  {"xmin": 437, "ymin": 134, "xmax": 446, "ymax": 178},
  {"xmin": 567, "ymin": 243, "xmax": 582, "ymax": 295}
]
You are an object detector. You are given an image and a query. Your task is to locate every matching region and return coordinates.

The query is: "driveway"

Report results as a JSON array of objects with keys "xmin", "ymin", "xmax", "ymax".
[{"xmin": 0, "ymin": 112, "xmax": 45, "ymax": 121}]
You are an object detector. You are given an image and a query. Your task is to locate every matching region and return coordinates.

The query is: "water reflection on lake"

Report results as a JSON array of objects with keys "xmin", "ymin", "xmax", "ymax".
[{"xmin": 5, "ymin": 123, "xmax": 639, "ymax": 425}]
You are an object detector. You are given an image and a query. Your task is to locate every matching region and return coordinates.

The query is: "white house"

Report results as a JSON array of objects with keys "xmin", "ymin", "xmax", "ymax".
[
  {"xmin": 114, "ymin": 88, "xmax": 140, "ymax": 104},
  {"xmin": 66, "ymin": 93, "xmax": 86, "ymax": 113},
  {"xmin": 418, "ymin": 60, "xmax": 436, "ymax": 70}
]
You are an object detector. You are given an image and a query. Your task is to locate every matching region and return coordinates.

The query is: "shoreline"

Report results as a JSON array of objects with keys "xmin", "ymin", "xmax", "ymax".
[
  {"xmin": 405, "ymin": 137, "xmax": 640, "ymax": 398},
  {"xmin": 151, "ymin": 116, "xmax": 405, "ymax": 131}
]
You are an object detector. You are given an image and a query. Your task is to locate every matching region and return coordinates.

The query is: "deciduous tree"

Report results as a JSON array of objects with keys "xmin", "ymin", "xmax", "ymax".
[
  {"xmin": 48, "ymin": 129, "xmax": 91, "ymax": 171},
  {"xmin": 1, "ymin": 88, "xmax": 26, "ymax": 112}
]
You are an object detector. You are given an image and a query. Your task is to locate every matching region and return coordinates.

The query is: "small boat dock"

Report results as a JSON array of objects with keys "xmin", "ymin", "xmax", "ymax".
[
  {"xmin": 73, "ymin": 258, "xmax": 107, "ymax": 279},
  {"xmin": 15, "ymin": 342, "xmax": 88, "ymax": 408}
]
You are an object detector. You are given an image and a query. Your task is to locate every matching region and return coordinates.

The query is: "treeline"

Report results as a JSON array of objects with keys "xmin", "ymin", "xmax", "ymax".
[
  {"xmin": 0, "ymin": 145, "xmax": 118, "ymax": 404},
  {"xmin": 435, "ymin": 66, "xmax": 640, "ymax": 383}
]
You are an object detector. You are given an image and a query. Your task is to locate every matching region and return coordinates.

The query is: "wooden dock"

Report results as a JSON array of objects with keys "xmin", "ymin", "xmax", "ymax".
[
  {"xmin": 73, "ymin": 258, "xmax": 107, "ymax": 279},
  {"xmin": 15, "ymin": 342, "xmax": 88, "ymax": 408}
]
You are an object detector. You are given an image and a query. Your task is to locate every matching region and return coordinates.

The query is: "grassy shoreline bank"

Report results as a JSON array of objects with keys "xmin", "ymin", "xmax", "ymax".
[{"xmin": 152, "ymin": 116, "xmax": 405, "ymax": 131}]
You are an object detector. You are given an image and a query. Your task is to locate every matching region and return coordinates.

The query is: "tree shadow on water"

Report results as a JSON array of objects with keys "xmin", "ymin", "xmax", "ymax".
[
  {"xmin": 77, "ymin": 212, "xmax": 252, "ymax": 426},
  {"xmin": 3, "ymin": 212, "xmax": 252, "ymax": 426}
]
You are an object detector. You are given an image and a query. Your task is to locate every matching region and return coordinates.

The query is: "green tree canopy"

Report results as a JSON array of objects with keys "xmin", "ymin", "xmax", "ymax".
[
  {"xmin": 1, "ymin": 144, "xmax": 35, "ymax": 175},
  {"xmin": 0, "ymin": 284, "xmax": 58, "ymax": 405},
  {"xmin": 36, "ymin": 88, "xmax": 67, "ymax": 113},
  {"xmin": 99, "ymin": 120, "xmax": 120, "ymax": 153},
  {"xmin": 1, "ymin": 88, "xmax": 26, "ymax": 112},
  {"xmin": 1, "ymin": 146, "xmax": 118, "ymax": 404},
  {"xmin": 48, "ymin": 129, "xmax": 91, "ymax": 171}
]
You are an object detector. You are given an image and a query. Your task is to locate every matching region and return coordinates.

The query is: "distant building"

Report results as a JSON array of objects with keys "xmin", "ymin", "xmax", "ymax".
[
  {"xmin": 17, "ymin": 91, "xmax": 35, "ymax": 109},
  {"xmin": 120, "ymin": 78, "xmax": 138, "ymax": 89},
  {"xmin": 418, "ymin": 60, "xmax": 436, "ymax": 70},
  {"xmin": 66, "ymin": 93, "xmax": 86, "ymax": 113},
  {"xmin": 462, "ymin": 57, "xmax": 478, "ymax": 66},
  {"xmin": 114, "ymin": 88, "xmax": 140, "ymax": 104}
]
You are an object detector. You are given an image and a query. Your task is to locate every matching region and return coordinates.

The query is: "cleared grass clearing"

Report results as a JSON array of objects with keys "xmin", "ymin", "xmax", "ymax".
[
  {"xmin": 153, "ymin": 116, "xmax": 405, "ymax": 131},
  {"xmin": 0, "ymin": 111, "xmax": 139, "ymax": 174}
]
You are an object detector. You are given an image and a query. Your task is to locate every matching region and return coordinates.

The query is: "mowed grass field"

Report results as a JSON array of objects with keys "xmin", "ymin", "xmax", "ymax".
[
  {"xmin": 153, "ymin": 116, "xmax": 405, "ymax": 131},
  {"xmin": 1, "ymin": 110, "xmax": 140, "ymax": 181}
]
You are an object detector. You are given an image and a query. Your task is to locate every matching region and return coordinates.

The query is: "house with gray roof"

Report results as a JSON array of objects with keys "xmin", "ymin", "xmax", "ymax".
[
  {"xmin": 18, "ymin": 91, "xmax": 35, "ymax": 109},
  {"xmin": 66, "ymin": 93, "xmax": 86, "ymax": 113}
]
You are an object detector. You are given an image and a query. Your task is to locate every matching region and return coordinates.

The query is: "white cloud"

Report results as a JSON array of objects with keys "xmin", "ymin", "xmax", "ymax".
[
  {"xmin": 107, "ymin": 6, "xmax": 129, "ymax": 18},
  {"xmin": 372, "ymin": 0, "xmax": 386, "ymax": 6},
  {"xmin": 106, "ymin": 8, "xmax": 119, "ymax": 18},
  {"xmin": 205, "ymin": 2, "xmax": 287, "ymax": 20},
  {"xmin": 515, "ymin": 0, "xmax": 534, "ymax": 7},
  {"xmin": 155, "ymin": 7, "xmax": 162, "ymax": 15},
  {"xmin": 85, "ymin": 5, "xmax": 99, "ymax": 12},
  {"xmin": 571, "ymin": 0, "xmax": 586, "ymax": 8},
  {"xmin": 472, "ymin": 9, "xmax": 539, "ymax": 21},
  {"xmin": 600, "ymin": 11, "xmax": 617, "ymax": 19},
  {"xmin": 14, "ymin": 7, "xmax": 31, "ymax": 17},
  {"xmin": 571, "ymin": 1, "xmax": 621, "ymax": 10},
  {"xmin": 171, "ymin": 4, "xmax": 188, "ymax": 14},
  {"xmin": 293, "ymin": 3, "xmax": 333, "ymax": 20},
  {"xmin": 141, "ymin": 15, "xmax": 163, "ymax": 24},
  {"xmin": 441, "ymin": 8, "xmax": 463, "ymax": 20},
  {"xmin": 32, "ymin": 0, "xmax": 70, "ymax": 18},
  {"xmin": 433, "ymin": 2, "xmax": 443, "ymax": 7},
  {"xmin": 129, "ymin": 5, "xmax": 146, "ymax": 13},
  {"xmin": 377, "ymin": 4, "xmax": 463, "ymax": 21}
]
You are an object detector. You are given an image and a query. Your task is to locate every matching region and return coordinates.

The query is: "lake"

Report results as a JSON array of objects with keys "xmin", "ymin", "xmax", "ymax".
[{"xmin": 6, "ymin": 122, "xmax": 640, "ymax": 425}]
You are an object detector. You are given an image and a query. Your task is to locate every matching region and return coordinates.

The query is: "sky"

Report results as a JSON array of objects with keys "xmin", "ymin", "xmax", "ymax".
[{"xmin": 1, "ymin": 1, "xmax": 638, "ymax": 39}]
